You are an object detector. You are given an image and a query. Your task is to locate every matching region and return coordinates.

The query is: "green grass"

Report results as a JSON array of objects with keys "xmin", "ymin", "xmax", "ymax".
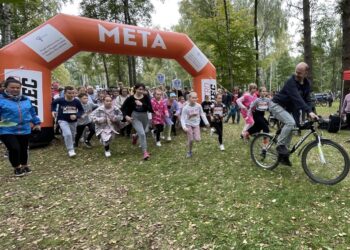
[{"xmin": 1, "ymin": 102, "xmax": 350, "ymax": 249}]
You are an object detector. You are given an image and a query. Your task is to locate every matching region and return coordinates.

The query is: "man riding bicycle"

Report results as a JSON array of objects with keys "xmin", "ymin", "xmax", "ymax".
[{"xmin": 269, "ymin": 62, "xmax": 318, "ymax": 166}]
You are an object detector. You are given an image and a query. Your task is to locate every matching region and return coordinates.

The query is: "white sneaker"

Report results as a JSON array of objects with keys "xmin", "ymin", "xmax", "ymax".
[
  {"xmin": 105, "ymin": 151, "xmax": 111, "ymax": 157},
  {"xmin": 210, "ymin": 128, "xmax": 215, "ymax": 136},
  {"xmin": 68, "ymin": 150, "xmax": 76, "ymax": 157},
  {"xmin": 220, "ymin": 144, "xmax": 225, "ymax": 151},
  {"xmin": 166, "ymin": 136, "xmax": 172, "ymax": 141},
  {"xmin": 156, "ymin": 141, "xmax": 162, "ymax": 147}
]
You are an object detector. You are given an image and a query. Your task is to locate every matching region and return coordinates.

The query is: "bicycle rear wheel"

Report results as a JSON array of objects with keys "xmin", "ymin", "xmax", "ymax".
[
  {"xmin": 250, "ymin": 133, "xmax": 279, "ymax": 170},
  {"xmin": 301, "ymin": 139, "xmax": 350, "ymax": 185}
]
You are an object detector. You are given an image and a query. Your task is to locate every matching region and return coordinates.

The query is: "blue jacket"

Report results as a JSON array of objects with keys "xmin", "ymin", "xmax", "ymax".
[{"xmin": 0, "ymin": 93, "xmax": 41, "ymax": 135}]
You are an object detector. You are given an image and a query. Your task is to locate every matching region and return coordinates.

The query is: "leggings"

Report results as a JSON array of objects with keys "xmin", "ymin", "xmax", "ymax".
[
  {"xmin": 153, "ymin": 124, "xmax": 164, "ymax": 142},
  {"xmin": 131, "ymin": 111, "xmax": 149, "ymax": 152},
  {"xmin": 247, "ymin": 111, "xmax": 269, "ymax": 135},
  {"xmin": 212, "ymin": 121, "xmax": 223, "ymax": 144},
  {"xmin": 0, "ymin": 134, "xmax": 30, "ymax": 168},
  {"xmin": 75, "ymin": 122, "xmax": 95, "ymax": 145}
]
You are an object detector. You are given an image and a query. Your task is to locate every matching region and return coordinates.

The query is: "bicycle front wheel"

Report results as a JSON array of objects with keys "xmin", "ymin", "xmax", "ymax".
[
  {"xmin": 302, "ymin": 139, "xmax": 350, "ymax": 185},
  {"xmin": 250, "ymin": 133, "xmax": 279, "ymax": 170}
]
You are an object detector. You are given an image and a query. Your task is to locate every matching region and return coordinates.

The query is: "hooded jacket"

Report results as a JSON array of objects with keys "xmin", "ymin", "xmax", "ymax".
[{"xmin": 0, "ymin": 92, "xmax": 41, "ymax": 135}]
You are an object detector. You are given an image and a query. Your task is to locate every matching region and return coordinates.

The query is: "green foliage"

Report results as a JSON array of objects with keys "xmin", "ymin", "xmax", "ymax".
[
  {"xmin": 176, "ymin": 0, "xmax": 256, "ymax": 89},
  {"xmin": 52, "ymin": 64, "xmax": 72, "ymax": 86}
]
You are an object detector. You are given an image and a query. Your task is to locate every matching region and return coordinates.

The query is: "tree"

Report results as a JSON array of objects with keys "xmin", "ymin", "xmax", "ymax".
[
  {"xmin": 80, "ymin": 0, "xmax": 154, "ymax": 87},
  {"xmin": 0, "ymin": 0, "xmax": 69, "ymax": 47},
  {"xmin": 303, "ymin": 0, "xmax": 314, "ymax": 84}
]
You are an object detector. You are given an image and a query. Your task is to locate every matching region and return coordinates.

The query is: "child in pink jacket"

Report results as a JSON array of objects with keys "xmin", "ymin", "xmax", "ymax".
[
  {"xmin": 151, "ymin": 88, "xmax": 169, "ymax": 146},
  {"xmin": 236, "ymin": 83, "xmax": 258, "ymax": 140}
]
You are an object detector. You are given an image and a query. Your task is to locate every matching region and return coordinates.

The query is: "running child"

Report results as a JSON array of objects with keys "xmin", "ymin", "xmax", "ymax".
[
  {"xmin": 75, "ymin": 93, "xmax": 98, "ymax": 148},
  {"xmin": 236, "ymin": 83, "xmax": 257, "ymax": 140},
  {"xmin": 181, "ymin": 92, "xmax": 210, "ymax": 158},
  {"xmin": 151, "ymin": 88, "xmax": 169, "ymax": 146},
  {"xmin": 52, "ymin": 86, "xmax": 84, "ymax": 157},
  {"xmin": 210, "ymin": 94, "xmax": 227, "ymax": 151},
  {"xmin": 90, "ymin": 95, "xmax": 124, "ymax": 157},
  {"xmin": 247, "ymin": 86, "xmax": 270, "ymax": 137},
  {"xmin": 201, "ymin": 95, "xmax": 212, "ymax": 128}
]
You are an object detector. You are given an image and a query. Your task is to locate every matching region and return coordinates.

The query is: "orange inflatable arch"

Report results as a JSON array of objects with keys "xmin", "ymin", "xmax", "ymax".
[{"xmin": 0, "ymin": 14, "xmax": 216, "ymax": 144}]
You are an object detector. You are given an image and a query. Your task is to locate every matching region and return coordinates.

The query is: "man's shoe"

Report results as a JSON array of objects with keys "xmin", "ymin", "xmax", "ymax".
[
  {"xmin": 14, "ymin": 167, "xmax": 25, "ymax": 177},
  {"xmin": 278, "ymin": 155, "xmax": 292, "ymax": 167},
  {"xmin": 276, "ymin": 145, "xmax": 289, "ymax": 155},
  {"xmin": 23, "ymin": 166, "xmax": 32, "ymax": 174}
]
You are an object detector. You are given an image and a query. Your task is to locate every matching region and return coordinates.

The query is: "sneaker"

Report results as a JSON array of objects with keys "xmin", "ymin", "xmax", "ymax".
[
  {"xmin": 22, "ymin": 166, "xmax": 32, "ymax": 174},
  {"xmin": 166, "ymin": 136, "xmax": 172, "ymax": 141},
  {"xmin": 14, "ymin": 167, "xmax": 25, "ymax": 177},
  {"xmin": 220, "ymin": 144, "xmax": 225, "ymax": 151},
  {"xmin": 84, "ymin": 141, "xmax": 92, "ymax": 148},
  {"xmin": 156, "ymin": 141, "xmax": 161, "ymax": 147},
  {"xmin": 79, "ymin": 137, "xmax": 84, "ymax": 143},
  {"xmin": 210, "ymin": 128, "xmax": 215, "ymax": 136},
  {"xmin": 143, "ymin": 151, "xmax": 150, "ymax": 160},
  {"xmin": 105, "ymin": 151, "xmax": 111, "ymax": 158},
  {"xmin": 243, "ymin": 131, "xmax": 250, "ymax": 141},
  {"xmin": 132, "ymin": 134, "xmax": 138, "ymax": 145},
  {"xmin": 186, "ymin": 151, "xmax": 192, "ymax": 158},
  {"xmin": 278, "ymin": 155, "xmax": 292, "ymax": 167},
  {"xmin": 68, "ymin": 150, "xmax": 76, "ymax": 157},
  {"xmin": 151, "ymin": 130, "xmax": 156, "ymax": 139}
]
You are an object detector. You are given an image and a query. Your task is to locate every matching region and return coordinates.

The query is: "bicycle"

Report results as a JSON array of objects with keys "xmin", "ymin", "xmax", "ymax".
[{"xmin": 250, "ymin": 119, "xmax": 350, "ymax": 185}]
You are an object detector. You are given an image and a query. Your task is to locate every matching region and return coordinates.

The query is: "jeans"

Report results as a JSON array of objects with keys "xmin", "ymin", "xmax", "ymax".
[
  {"xmin": 131, "ymin": 112, "xmax": 149, "ymax": 152},
  {"xmin": 269, "ymin": 102, "xmax": 296, "ymax": 147},
  {"xmin": 58, "ymin": 120, "xmax": 77, "ymax": 151}
]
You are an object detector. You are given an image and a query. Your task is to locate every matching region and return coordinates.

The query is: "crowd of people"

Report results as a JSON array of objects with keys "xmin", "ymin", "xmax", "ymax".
[{"xmin": 1, "ymin": 62, "xmax": 319, "ymax": 176}]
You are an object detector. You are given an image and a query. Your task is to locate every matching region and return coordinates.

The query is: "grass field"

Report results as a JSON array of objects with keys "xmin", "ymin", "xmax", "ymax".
[{"xmin": 1, "ymin": 103, "xmax": 350, "ymax": 249}]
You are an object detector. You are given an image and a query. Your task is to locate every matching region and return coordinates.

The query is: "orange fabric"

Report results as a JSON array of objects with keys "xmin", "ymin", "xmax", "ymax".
[{"xmin": 0, "ymin": 14, "xmax": 216, "ymax": 128}]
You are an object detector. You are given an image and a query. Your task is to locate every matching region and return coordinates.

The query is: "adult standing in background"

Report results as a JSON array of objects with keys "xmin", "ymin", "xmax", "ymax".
[
  {"xmin": 0, "ymin": 77, "xmax": 41, "ymax": 177},
  {"xmin": 87, "ymin": 85, "xmax": 97, "ymax": 104}
]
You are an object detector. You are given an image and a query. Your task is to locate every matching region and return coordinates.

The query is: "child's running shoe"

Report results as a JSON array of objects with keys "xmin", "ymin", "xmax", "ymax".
[
  {"xmin": 143, "ymin": 151, "xmax": 150, "ymax": 160},
  {"xmin": 14, "ymin": 167, "xmax": 25, "ymax": 177},
  {"xmin": 219, "ymin": 144, "xmax": 225, "ymax": 151},
  {"xmin": 156, "ymin": 141, "xmax": 161, "ymax": 147},
  {"xmin": 22, "ymin": 166, "xmax": 32, "ymax": 174},
  {"xmin": 186, "ymin": 151, "xmax": 192, "ymax": 158},
  {"xmin": 210, "ymin": 128, "xmax": 215, "ymax": 136},
  {"xmin": 132, "ymin": 134, "xmax": 138, "ymax": 145},
  {"xmin": 105, "ymin": 151, "xmax": 111, "ymax": 158},
  {"xmin": 84, "ymin": 140, "xmax": 92, "ymax": 148},
  {"xmin": 68, "ymin": 150, "xmax": 76, "ymax": 157}
]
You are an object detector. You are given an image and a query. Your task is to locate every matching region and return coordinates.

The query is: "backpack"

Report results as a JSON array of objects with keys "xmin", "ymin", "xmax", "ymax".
[{"xmin": 327, "ymin": 114, "xmax": 341, "ymax": 133}]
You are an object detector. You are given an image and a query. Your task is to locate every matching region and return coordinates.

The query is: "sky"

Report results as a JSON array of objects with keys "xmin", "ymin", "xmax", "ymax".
[{"xmin": 60, "ymin": 0, "xmax": 181, "ymax": 29}]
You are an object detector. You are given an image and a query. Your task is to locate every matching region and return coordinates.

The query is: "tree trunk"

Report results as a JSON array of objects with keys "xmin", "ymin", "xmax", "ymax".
[
  {"xmin": 122, "ymin": 0, "xmax": 136, "ymax": 87},
  {"xmin": 223, "ymin": 0, "xmax": 233, "ymax": 88},
  {"xmin": 0, "ymin": 3, "xmax": 12, "ymax": 46},
  {"xmin": 303, "ymin": 0, "xmax": 313, "ymax": 85},
  {"xmin": 101, "ymin": 54, "xmax": 110, "ymax": 88},
  {"xmin": 341, "ymin": 0, "xmax": 350, "ymax": 98},
  {"xmin": 254, "ymin": 0, "xmax": 259, "ymax": 86}
]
